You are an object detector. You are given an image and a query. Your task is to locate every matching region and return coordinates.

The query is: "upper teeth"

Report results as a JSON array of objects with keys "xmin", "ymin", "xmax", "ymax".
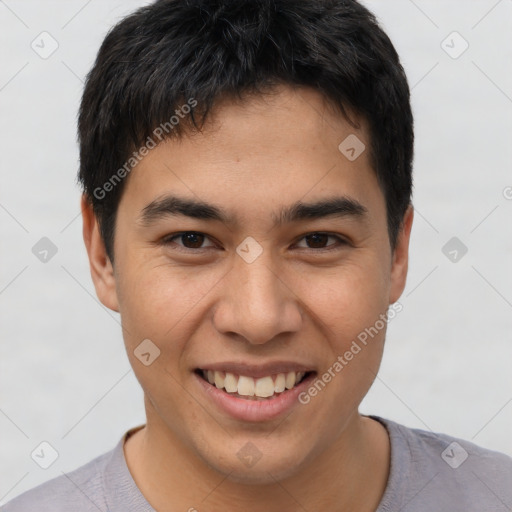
[{"xmin": 203, "ymin": 370, "xmax": 306, "ymax": 398}]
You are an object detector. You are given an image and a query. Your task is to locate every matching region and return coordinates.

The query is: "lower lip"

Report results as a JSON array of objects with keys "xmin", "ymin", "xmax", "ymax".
[{"xmin": 194, "ymin": 371, "xmax": 316, "ymax": 422}]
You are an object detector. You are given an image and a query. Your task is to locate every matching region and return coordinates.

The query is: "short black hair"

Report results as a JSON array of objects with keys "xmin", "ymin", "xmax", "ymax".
[{"xmin": 78, "ymin": 0, "xmax": 413, "ymax": 262}]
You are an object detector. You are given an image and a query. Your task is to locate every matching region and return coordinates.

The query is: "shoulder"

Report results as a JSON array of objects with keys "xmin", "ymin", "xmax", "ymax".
[
  {"xmin": 374, "ymin": 416, "xmax": 512, "ymax": 511},
  {"xmin": 390, "ymin": 417, "xmax": 512, "ymax": 474},
  {"xmin": 1, "ymin": 446, "xmax": 115, "ymax": 512}
]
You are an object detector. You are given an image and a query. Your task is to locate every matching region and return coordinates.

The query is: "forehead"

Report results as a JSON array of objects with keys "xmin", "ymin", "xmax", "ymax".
[{"xmin": 117, "ymin": 85, "xmax": 385, "ymax": 228}]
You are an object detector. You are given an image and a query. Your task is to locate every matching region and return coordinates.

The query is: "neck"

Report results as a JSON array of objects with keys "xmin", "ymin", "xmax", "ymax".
[{"xmin": 124, "ymin": 409, "xmax": 390, "ymax": 511}]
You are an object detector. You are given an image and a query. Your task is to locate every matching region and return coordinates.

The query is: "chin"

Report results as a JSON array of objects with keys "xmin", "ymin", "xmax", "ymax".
[{"xmin": 198, "ymin": 437, "xmax": 311, "ymax": 485}]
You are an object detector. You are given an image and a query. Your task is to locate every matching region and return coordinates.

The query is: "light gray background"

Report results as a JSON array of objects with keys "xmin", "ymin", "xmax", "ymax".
[{"xmin": 1, "ymin": 0, "xmax": 511, "ymax": 504}]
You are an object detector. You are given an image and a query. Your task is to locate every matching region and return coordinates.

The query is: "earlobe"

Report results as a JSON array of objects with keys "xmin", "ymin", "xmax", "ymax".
[
  {"xmin": 81, "ymin": 195, "xmax": 120, "ymax": 312},
  {"xmin": 389, "ymin": 205, "xmax": 414, "ymax": 304}
]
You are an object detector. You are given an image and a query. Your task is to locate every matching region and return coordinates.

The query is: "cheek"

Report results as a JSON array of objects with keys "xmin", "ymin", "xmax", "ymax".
[
  {"xmin": 286, "ymin": 254, "xmax": 390, "ymax": 340},
  {"xmin": 115, "ymin": 263, "xmax": 219, "ymax": 425},
  {"xmin": 116, "ymin": 260, "xmax": 226, "ymax": 351}
]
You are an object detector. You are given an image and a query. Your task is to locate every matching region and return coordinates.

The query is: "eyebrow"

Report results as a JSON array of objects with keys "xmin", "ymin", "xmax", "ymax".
[{"xmin": 138, "ymin": 194, "xmax": 368, "ymax": 228}]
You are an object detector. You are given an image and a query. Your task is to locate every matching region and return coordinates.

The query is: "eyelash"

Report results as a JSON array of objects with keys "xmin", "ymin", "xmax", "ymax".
[{"xmin": 161, "ymin": 231, "xmax": 348, "ymax": 253}]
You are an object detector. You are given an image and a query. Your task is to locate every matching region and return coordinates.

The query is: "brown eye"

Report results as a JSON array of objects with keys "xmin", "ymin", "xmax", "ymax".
[
  {"xmin": 305, "ymin": 233, "xmax": 329, "ymax": 248},
  {"xmin": 180, "ymin": 232, "xmax": 205, "ymax": 248},
  {"xmin": 163, "ymin": 231, "xmax": 216, "ymax": 250},
  {"xmin": 295, "ymin": 233, "xmax": 346, "ymax": 250}
]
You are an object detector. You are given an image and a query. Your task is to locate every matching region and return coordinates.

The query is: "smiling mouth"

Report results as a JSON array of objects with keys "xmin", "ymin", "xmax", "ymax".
[{"xmin": 195, "ymin": 369, "xmax": 314, "ymax": 400}]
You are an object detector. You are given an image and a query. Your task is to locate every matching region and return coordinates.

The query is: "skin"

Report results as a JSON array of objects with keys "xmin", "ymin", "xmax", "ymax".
[{"xmin": 82, "ymin": 84, "xmax": 413, "ymax": 511}]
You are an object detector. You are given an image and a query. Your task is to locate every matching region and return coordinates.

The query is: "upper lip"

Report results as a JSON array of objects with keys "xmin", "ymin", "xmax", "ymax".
[{"xmin": 196, "ymin": 362, "xmax": 315, "ymax": 379}]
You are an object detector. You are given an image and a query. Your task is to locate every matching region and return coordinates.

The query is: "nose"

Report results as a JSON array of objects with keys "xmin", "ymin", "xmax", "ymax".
[{"xmin": 212, "ymin": 250, "xmax": 303, "ymax": 345}]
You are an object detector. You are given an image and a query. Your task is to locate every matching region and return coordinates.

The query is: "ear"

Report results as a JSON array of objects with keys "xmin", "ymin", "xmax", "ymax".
[
  {"xmin": 81, "ymin": 195, "xmax": 120, "ymax": 312},
  {"xmin": 389, "ymin": 204, "xmax": 414, "ymax": 304}
]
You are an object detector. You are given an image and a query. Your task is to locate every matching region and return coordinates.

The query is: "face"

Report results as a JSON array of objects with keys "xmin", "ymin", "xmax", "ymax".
[{"xmin": 84, "ymin": 85, "xmax": 412, "ymax": 484}]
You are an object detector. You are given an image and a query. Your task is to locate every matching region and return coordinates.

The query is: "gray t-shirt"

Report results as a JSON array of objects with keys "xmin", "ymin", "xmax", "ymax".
[{"xmin": 2, "ymin": 416, "xmax": 512, "ymax": 511}]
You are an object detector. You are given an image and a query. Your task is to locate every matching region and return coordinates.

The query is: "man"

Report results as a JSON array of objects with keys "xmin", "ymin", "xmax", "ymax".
[{"xmin": 3, "ymin": 0, "xmax": 511, "ymax": 510}]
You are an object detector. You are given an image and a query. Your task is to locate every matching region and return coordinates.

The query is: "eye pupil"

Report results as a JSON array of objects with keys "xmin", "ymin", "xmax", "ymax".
[
  {"xmin": 169, "ymin": 232, "xmax": 341, "ymax": 252},
  {"xmin": 306, "ymin": 233, "xmax": 328, "ymax": 248},
  {"xmin": 182, "ymin": 232, "xmax": 204, "ymax": 248}
]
